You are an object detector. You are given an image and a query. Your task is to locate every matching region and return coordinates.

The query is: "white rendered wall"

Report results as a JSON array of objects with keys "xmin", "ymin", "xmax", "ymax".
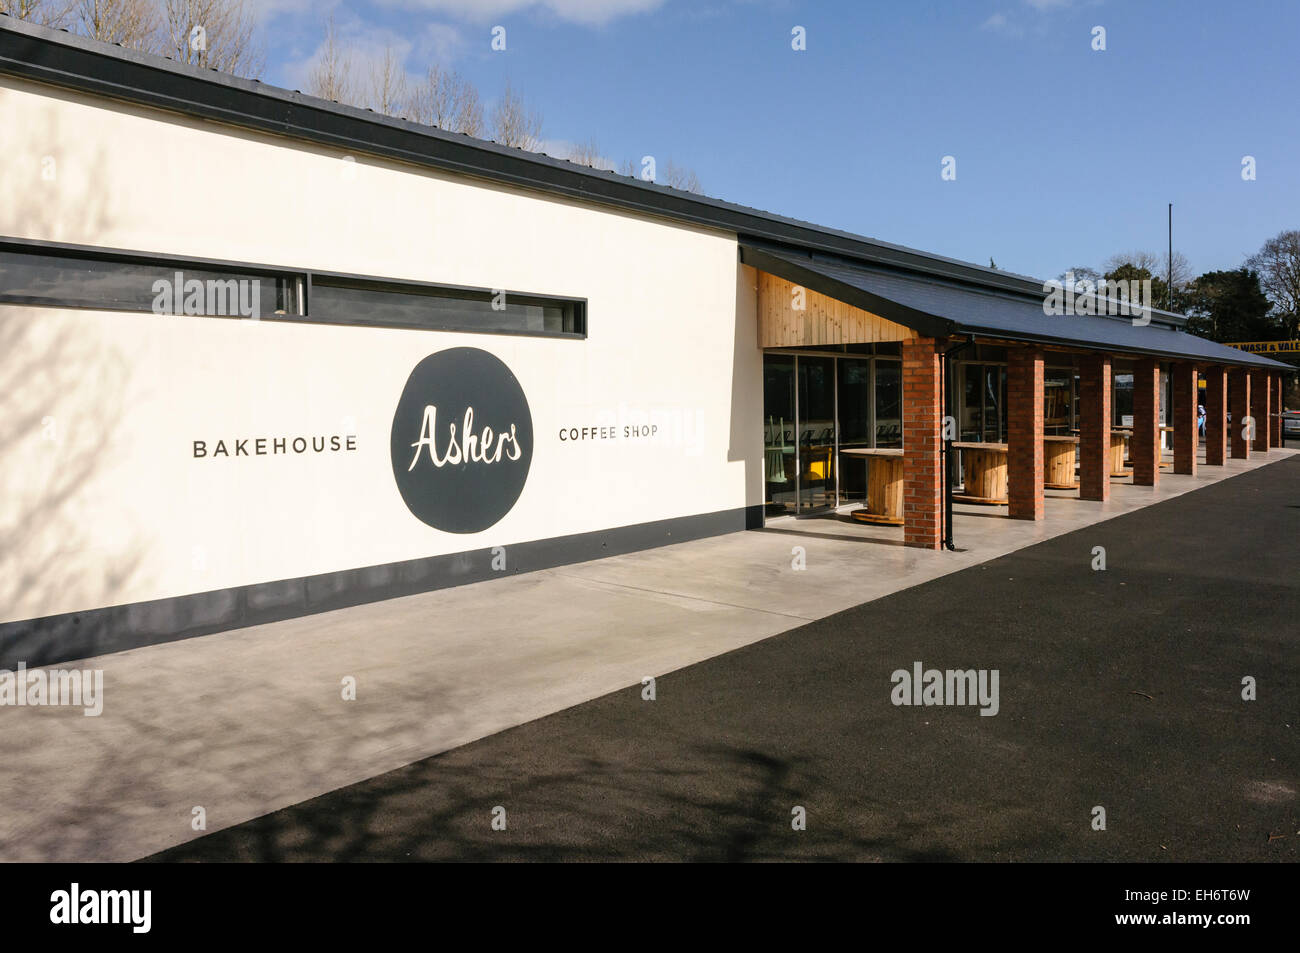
[{"xmin": 0, "ymin": 76, "xmax": 764, "ymax": 624}]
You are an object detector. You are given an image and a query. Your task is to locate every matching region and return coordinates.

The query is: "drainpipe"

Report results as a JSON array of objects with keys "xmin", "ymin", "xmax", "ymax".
[{"xmin": 941, "ymin": 335, "xmax": 976, "ymax": 550}]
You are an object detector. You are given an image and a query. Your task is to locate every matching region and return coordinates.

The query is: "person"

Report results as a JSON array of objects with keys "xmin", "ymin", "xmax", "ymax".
[{"xmin": 1197, "ymin": 404, "xmax": 1206, "ymax": 437}]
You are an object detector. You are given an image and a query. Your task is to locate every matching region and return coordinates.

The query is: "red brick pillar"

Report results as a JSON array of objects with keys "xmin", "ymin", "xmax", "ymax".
[
  {"xmin": 1131, "ymin": 358, "xmax": 1161, "ymax": 486},
  {"xmin": 902, "ymin": 337, "xmax": 942, "ymax": 549},
  {"xmin": 1250, "ymin": 369, "xmax": 1271, "ymax": 451},
  {"xmin": 1007, "ymin": 348, "xmax": 1044, "ymax": 520},
  {"xmin": 1229, "ymin": 368, "xmax": 1251, "ymax": 459},
  {"xmin": 1171, "ymin": 362, "xmax": 1198, "ymax": 475},
  {"xmin": 1204, "ymin": 366, "xmax": 1227, "ymax": 465},
  {"xmin": 1078, "ymin": 354, "xmax": 1111, "ymax": 501}
]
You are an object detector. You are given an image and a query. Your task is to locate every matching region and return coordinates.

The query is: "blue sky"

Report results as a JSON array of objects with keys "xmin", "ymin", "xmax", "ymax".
[{"xmin": 259, "ymin": 0, "xmax": 1299, "ymax": 282}]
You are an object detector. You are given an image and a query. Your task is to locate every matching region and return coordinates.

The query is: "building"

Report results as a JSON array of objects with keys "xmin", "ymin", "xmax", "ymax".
[{"xmin": 0, "ymin": 16, "xmax": 1290, "ymax": 668}]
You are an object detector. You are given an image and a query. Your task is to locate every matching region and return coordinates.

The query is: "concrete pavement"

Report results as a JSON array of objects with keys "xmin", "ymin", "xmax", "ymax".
[
  {"xmin": 151, "ymin": 453, "xmax": 1299, "ymax": 862},
  {"xmin": 0, "ymin": 447, "xmax": 1293, "ymax": 861}
]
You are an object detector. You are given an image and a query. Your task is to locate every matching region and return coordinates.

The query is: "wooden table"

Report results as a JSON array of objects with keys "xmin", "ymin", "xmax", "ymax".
[
  {"xmin": 952, "ymin": 441, "xmax": 1008, "ymax": 505},
  {"xmin": 840, "ymin": 448, "xmax": 904, "ymax": 525},
  {"xmin": 1109, "ymin": 428, "xmax": 1132, "ymax": 476},
  {"xmin": 1111, "ymin": 425, "xmax": 1174, "ymax": 472},
  {"xmin": 1043, "ymin": 434, "xmax": 1079, "ymax": 489}
]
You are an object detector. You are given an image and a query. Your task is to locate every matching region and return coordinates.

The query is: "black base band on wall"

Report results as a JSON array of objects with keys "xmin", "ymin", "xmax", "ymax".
[{"xmin": 0, "ymin": 505, "xmax": 764, "ymax": 670}]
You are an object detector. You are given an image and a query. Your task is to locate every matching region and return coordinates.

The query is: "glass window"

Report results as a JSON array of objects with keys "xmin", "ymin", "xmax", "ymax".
[
  {"xmin": 0, "ymin": 246, "xmax": 299, "ymax": 317},
  {"xmin": 0, "ymin": 242, "xmax": 585, "ymax": 339},
  {"xmin": 1113, "ymin": 370, "xmax": 1135, "ymax": 427},
  {"xmin": 836, "ymin": 358, "xmax": 872, "ymax": 501},
  {"xmin": 797, "ymin": 357, "xmax": 836, "ymax": 512},
  {"xmin": 960, "ymin": 364, "xmax": 982, "ymax": 441},
  {"xmin": 1045, "ymin": 368, "xmax": 1074, "ymax": 436},
  {"xmin": 309, "ymin": 278, "xmax": 583, "ymax": 336},
  {"xmin": 874, "ymin": 360, "xmax": 902, "ymax": 448},
  {"xmin": 763, "ymin": 355, "xmax": 797, "ymax": 516},
  {"xmin": 983, "ymin": 366, "xmax": 1006, "ymax": 442},
  {"xmin": 837, "ymin": 359, "xmax": 872, "ymax": 451},
  {"xmin": 761, "ymin": 352, "xmax": 905, "ymax": 515},
  {"xmin": 957, "ymin": 363, "xmax": 1007, "ymax": 443}
]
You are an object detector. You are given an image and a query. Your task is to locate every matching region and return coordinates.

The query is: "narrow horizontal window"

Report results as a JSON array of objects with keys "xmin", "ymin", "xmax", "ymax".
[
  {"xmin": 0, "ymin": 240, "xmax": 585, "ymax": 340},
  {"xmin": 0, "ymin": 246, "xmax": 301, "ymax": 319},
  {"xmin": 307, "ymin": 276, "xmax": 585, "ymax": 337}
]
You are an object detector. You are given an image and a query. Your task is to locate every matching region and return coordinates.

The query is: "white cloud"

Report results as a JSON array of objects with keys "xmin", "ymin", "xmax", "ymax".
[
  {"xmin": 378, "ymin": 0, "xmax": 666, "ymax": 26},
  {"xmin": 257, "ymin": 0, "xmax": 344, "ymax": 18},
  {"xmin": 282, "ymin": 20, "xmax": 422, "ymax": 98},
  {"xmin": 983, "ymin": 0, "xmax": 1081, "ymax": 36},
  {"xmin": 415, "ymin": 22, "xmax": 466, "ymax": 64}
]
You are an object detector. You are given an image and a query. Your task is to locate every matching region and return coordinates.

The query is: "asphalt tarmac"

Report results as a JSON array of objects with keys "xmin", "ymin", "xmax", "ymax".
[{"xmin": 148, "ymin": 456, "xmax": 1299, "ymax": 862}]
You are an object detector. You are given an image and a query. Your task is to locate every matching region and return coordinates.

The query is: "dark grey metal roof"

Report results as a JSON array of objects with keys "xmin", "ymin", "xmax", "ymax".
[
  {"xmin": 0, "ymin": 15, "xmax": 1202, "ymax": 324},
  {"xmin": 0, "ymin": 15, "xmax": 1290, "ymax": 372},
  {"xmin": 741, "ymin": 244, "xmax": 1292, "ymax": 371},
  {"xmin": 0, "ymin": 15, "xmax": 1045, "ymax": 296}
]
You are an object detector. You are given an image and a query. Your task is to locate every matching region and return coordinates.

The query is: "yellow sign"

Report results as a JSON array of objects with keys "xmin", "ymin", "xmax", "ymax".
[{"xmin": 1225, "ymin": 340, "xmax": 1300, "ymax": 354}]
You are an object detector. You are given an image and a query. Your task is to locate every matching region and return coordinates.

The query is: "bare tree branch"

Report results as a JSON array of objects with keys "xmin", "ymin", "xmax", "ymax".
[
  {"xmin": 306, "ymin": 14, "xmax": 356, "ymax": 104},
  {"xmin": 72, "ymin": 0, "xmax": 159, "ymax": 50},
  {"xmin": 1102, "ymin": 250, "xmax": 1192, "ymax": 289},
  {"xmin": 490, "ymin": 79, "xmax": 542, "ymax": 151},
  {"xmin": 566, "ymin": 139, "xmax": 611, "ymax": 169},
  {"xmin": 0, "ymin": 0, "xmax": 77, "ymax": 28},
  {"xmin": 661, "ymin": 158, "xmax": 702, "ymax": 193},
  {"xmin": 160, "ymin": 0, "xmax": 264, "ymax": 78},
  {"xmin": 408, "ymin": 63, "xmax": 482, "ymax": 135},
  {"xmin": 366, "ymin": 43, "xmax": 407, "ymax": 117},
  {"xmin": 1247, "ymin": 229, "xmax": 1300, "ymax": 337}
]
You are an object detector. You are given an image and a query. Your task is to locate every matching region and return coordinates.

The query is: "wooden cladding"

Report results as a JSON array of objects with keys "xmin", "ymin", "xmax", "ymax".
[{"xmin": 756, "ymin": 270, "xmax": 917, "ymax": 349}]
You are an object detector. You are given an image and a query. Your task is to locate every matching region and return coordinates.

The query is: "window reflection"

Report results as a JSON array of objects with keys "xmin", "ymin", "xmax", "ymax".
[
  {"xmin": 761, "ymin": 352, "xmax": 904, "ymax": 514},
  {"xmin": 763, "ymin": 356, "xmax": 797, "ymax": 516},
  {"xmin": 797, "ymin": 357, "xmax": 836, "ymax": 512},
  {"xmin": 874, "ymin": 361, "xmax": 902, "ymax": 448},
  {"xmin": 957, "ymin": 363, "xmax": 1007, "ymax": 443}
]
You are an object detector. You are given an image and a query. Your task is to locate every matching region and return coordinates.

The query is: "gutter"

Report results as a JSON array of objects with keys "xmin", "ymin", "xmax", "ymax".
[{"xmin": 0, "ymin": 14, "xmax": 1086, "ymax": 301}]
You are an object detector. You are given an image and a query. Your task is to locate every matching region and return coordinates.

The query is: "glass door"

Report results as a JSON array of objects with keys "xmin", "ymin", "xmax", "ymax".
[
  {"xmin": 796, "ymin": 356, "xmax": 836, "ymax": 513},
  {"xmin": 836, "ymin": 358, "xmax": 872, "ymax": 502},
  {"xmin": 763, "ymin": 355, "xmax": 797, "ymax": 516}
]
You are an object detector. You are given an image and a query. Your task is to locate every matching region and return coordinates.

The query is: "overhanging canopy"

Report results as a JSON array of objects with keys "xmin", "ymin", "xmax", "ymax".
[{"xmin": 741, "ymin": 243, "xmax": 1293, "ymax": 371}]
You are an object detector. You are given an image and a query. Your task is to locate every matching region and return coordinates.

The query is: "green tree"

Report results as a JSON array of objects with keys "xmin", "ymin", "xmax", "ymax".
[{"xmin": 1179, "ymin": 269, "xmax": 1274, "ymax": 342}]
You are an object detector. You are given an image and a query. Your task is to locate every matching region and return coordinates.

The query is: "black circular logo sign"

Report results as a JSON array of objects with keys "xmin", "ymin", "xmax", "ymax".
[{"xmin": 390, "ymin": 347, "xmax": 533, "ymax": 534}]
